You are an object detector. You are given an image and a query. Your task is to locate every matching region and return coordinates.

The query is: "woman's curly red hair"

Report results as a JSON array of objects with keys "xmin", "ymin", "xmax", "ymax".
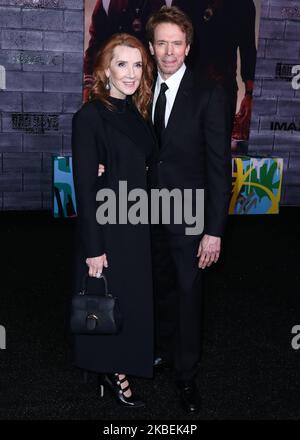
[{"xmin": 89, "ymin": 33, "xmax": 154, "ymax": 119}]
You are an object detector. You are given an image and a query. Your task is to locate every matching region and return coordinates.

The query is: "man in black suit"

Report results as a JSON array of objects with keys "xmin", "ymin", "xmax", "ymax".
[{"xmin": 146, "ymin": 6, "xmax": 232, "ymax": 413}]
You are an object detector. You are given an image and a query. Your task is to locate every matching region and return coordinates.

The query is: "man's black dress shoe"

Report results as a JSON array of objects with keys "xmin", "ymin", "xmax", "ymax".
[
  {"xmin": 176, "ymin": 379, "xmax": 201, "ymax": 413},
  {"xmin": 153, "ymin": 356, "xmax": 172, "ymax": 369}
]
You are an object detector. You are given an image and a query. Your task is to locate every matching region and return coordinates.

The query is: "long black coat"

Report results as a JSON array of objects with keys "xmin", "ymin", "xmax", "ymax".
[{"xmin": 71, "ymin": 97, "xmax": 156, "ymax": 377}]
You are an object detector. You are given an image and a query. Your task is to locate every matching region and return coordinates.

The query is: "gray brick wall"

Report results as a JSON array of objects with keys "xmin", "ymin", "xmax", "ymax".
[
  {"xmin": 0, "ymin": 0, "xmax": 83, "ymax": 210},
  {"xmin": 249, "ymin": 0, "xmax": 300, "ymax": 205},
  {"xmin": 1, "ymin": 0, "xmax": 299, "ymax": 210}
]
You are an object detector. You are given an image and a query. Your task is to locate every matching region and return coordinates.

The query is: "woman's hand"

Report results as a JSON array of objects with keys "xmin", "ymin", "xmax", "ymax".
[
  {"xmin": 86, "ymin": 254, "xmax": 108, "ymax": 278},
  {"xmin": 98, "ymin": 163, "xmax": 105, "ymax": 176}
]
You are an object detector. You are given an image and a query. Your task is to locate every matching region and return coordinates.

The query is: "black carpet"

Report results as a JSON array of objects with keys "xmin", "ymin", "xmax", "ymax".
[{"xmin": 0, "ymin": 208, "xmax": 300, "ymax": 420}]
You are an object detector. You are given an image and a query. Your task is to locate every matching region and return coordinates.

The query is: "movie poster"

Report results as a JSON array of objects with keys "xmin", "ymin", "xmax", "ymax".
[{"xmin": 83, "ymin": 0, "xmax": 262, "ymax": 153}]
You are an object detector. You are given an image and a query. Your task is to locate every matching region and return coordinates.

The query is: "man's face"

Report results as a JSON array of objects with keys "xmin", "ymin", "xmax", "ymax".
[{"xmin": 149, "ymin": 22, "xmax": 190, "ymax": 80}]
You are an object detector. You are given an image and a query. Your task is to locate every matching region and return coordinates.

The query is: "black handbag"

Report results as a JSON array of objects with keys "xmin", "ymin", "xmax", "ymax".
[{"xmin": 70, "ymin": 273, "xmax": 122, "ymax": 335}]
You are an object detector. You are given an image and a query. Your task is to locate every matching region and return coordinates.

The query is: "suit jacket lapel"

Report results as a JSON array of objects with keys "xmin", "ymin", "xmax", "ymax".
[{"xmin": 161, "ymin": 68, "xmax": 194, "ymax": 151}]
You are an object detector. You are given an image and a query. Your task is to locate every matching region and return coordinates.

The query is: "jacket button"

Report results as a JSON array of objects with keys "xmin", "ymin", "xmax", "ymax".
[{"xmin": 158, "ymin": 160, "xmax": 163, "ymax": 165}]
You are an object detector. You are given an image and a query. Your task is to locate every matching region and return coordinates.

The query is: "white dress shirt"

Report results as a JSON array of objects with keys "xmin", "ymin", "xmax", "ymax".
[
  {"xmin": 103, "ymin": 0, "xmax": 111, "ymax": 15},
  {"xmin": 165, "ymin": 0, "xmax": 174, "ymax": 6},
  {"xmin": 152, "ymin": 63, "xmax": 186, "ymax": 128}
]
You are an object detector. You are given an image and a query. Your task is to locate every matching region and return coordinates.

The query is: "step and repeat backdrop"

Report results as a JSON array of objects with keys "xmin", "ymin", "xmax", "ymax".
[{"xmin": 0, "ymin": 0, "xmax": 299, "ymax": 212}]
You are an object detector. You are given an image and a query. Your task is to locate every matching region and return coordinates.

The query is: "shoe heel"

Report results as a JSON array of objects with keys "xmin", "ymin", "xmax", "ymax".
[{"xmin": 102, "ymin": 373, "xmax": 145, "ymax": 408}]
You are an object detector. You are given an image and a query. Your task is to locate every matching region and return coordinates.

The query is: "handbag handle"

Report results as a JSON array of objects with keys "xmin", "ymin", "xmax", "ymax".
[{"xmin": 80, "ymin": 273, "xmax": 110, "ymax": 297}]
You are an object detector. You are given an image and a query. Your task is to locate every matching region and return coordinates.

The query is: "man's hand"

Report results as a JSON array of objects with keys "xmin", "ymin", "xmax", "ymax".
[
  {"xmin": 197, "ymin": 234, "xmax": 221, "ymax": 269},
  {"xmin": 236, "ymin": 93, "xmax": 252, "ymax": 121},
  {"xmin": 232, "ymin": 80, "xmax": 254, "ymax": 141},
  {"xmin": 232, "ymin": 94, "xmax": 252, "ymax": 141},
  {"xmin": 86, "ymin": 254, "xmax": 108, "ymax": 277}
]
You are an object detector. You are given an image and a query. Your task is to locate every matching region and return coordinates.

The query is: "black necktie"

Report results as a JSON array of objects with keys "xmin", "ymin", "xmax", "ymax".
[{"xmin": 154, "ymin": 82, "xmax": 168, "ymax": 146}]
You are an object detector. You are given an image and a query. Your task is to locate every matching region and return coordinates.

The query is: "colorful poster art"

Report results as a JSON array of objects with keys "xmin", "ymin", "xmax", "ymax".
[
  {"xmin": 83, "ymin": 0, "xmax": 262, "ymax": 153},
  {"xmin": 53, "ymin": 155, "xmax": 283, "ymax": 217},
  {"xmin": 53, "ymin": 157, "xmax": 77, "ymax": 218},
  {"xmin": 230, "ymin": 157, "xmax": 284, "ymax": 215}
]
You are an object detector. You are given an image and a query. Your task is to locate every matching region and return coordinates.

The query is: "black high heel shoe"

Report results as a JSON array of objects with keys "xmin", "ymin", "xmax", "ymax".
[{"xmin": 98, "ymin": 373, "xmax": 145, "ymax": 408}]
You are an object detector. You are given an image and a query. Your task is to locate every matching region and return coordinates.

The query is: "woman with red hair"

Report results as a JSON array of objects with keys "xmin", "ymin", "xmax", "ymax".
[{"xmin": 72, "ymin": 33, "xmax": 156, "ymax": 408}]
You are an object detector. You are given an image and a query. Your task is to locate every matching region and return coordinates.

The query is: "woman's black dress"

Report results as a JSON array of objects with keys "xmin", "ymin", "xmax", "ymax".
[{"xmin": 71, "ymin": 96, "xmax": 156, "ymax": 378}]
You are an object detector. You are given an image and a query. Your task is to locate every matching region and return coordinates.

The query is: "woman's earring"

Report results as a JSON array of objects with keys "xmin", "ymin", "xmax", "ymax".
[{"xmin": 105, "ymin": 79, "xmax": 111, "ymax": 91}]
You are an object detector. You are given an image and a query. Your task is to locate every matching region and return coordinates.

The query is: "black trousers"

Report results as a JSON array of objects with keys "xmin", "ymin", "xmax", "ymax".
[{"xmin": 152, "ymin": 225, "xmax": 203, "ymax": 381}]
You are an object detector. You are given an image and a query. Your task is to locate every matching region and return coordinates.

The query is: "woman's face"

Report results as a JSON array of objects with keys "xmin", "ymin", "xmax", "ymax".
[{"xmin": 105, "ymin": 45, "xmax": 143, "ymax": 99}]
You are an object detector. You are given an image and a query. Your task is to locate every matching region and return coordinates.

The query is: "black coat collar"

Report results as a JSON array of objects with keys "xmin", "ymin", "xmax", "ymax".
[
  {"xmin": 91, "ymin": 98, "xmax": 159, "ymax": 161},
  {"xmin": 92, "ymin": 98, "xmax": 148, "ymax": 146}
]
